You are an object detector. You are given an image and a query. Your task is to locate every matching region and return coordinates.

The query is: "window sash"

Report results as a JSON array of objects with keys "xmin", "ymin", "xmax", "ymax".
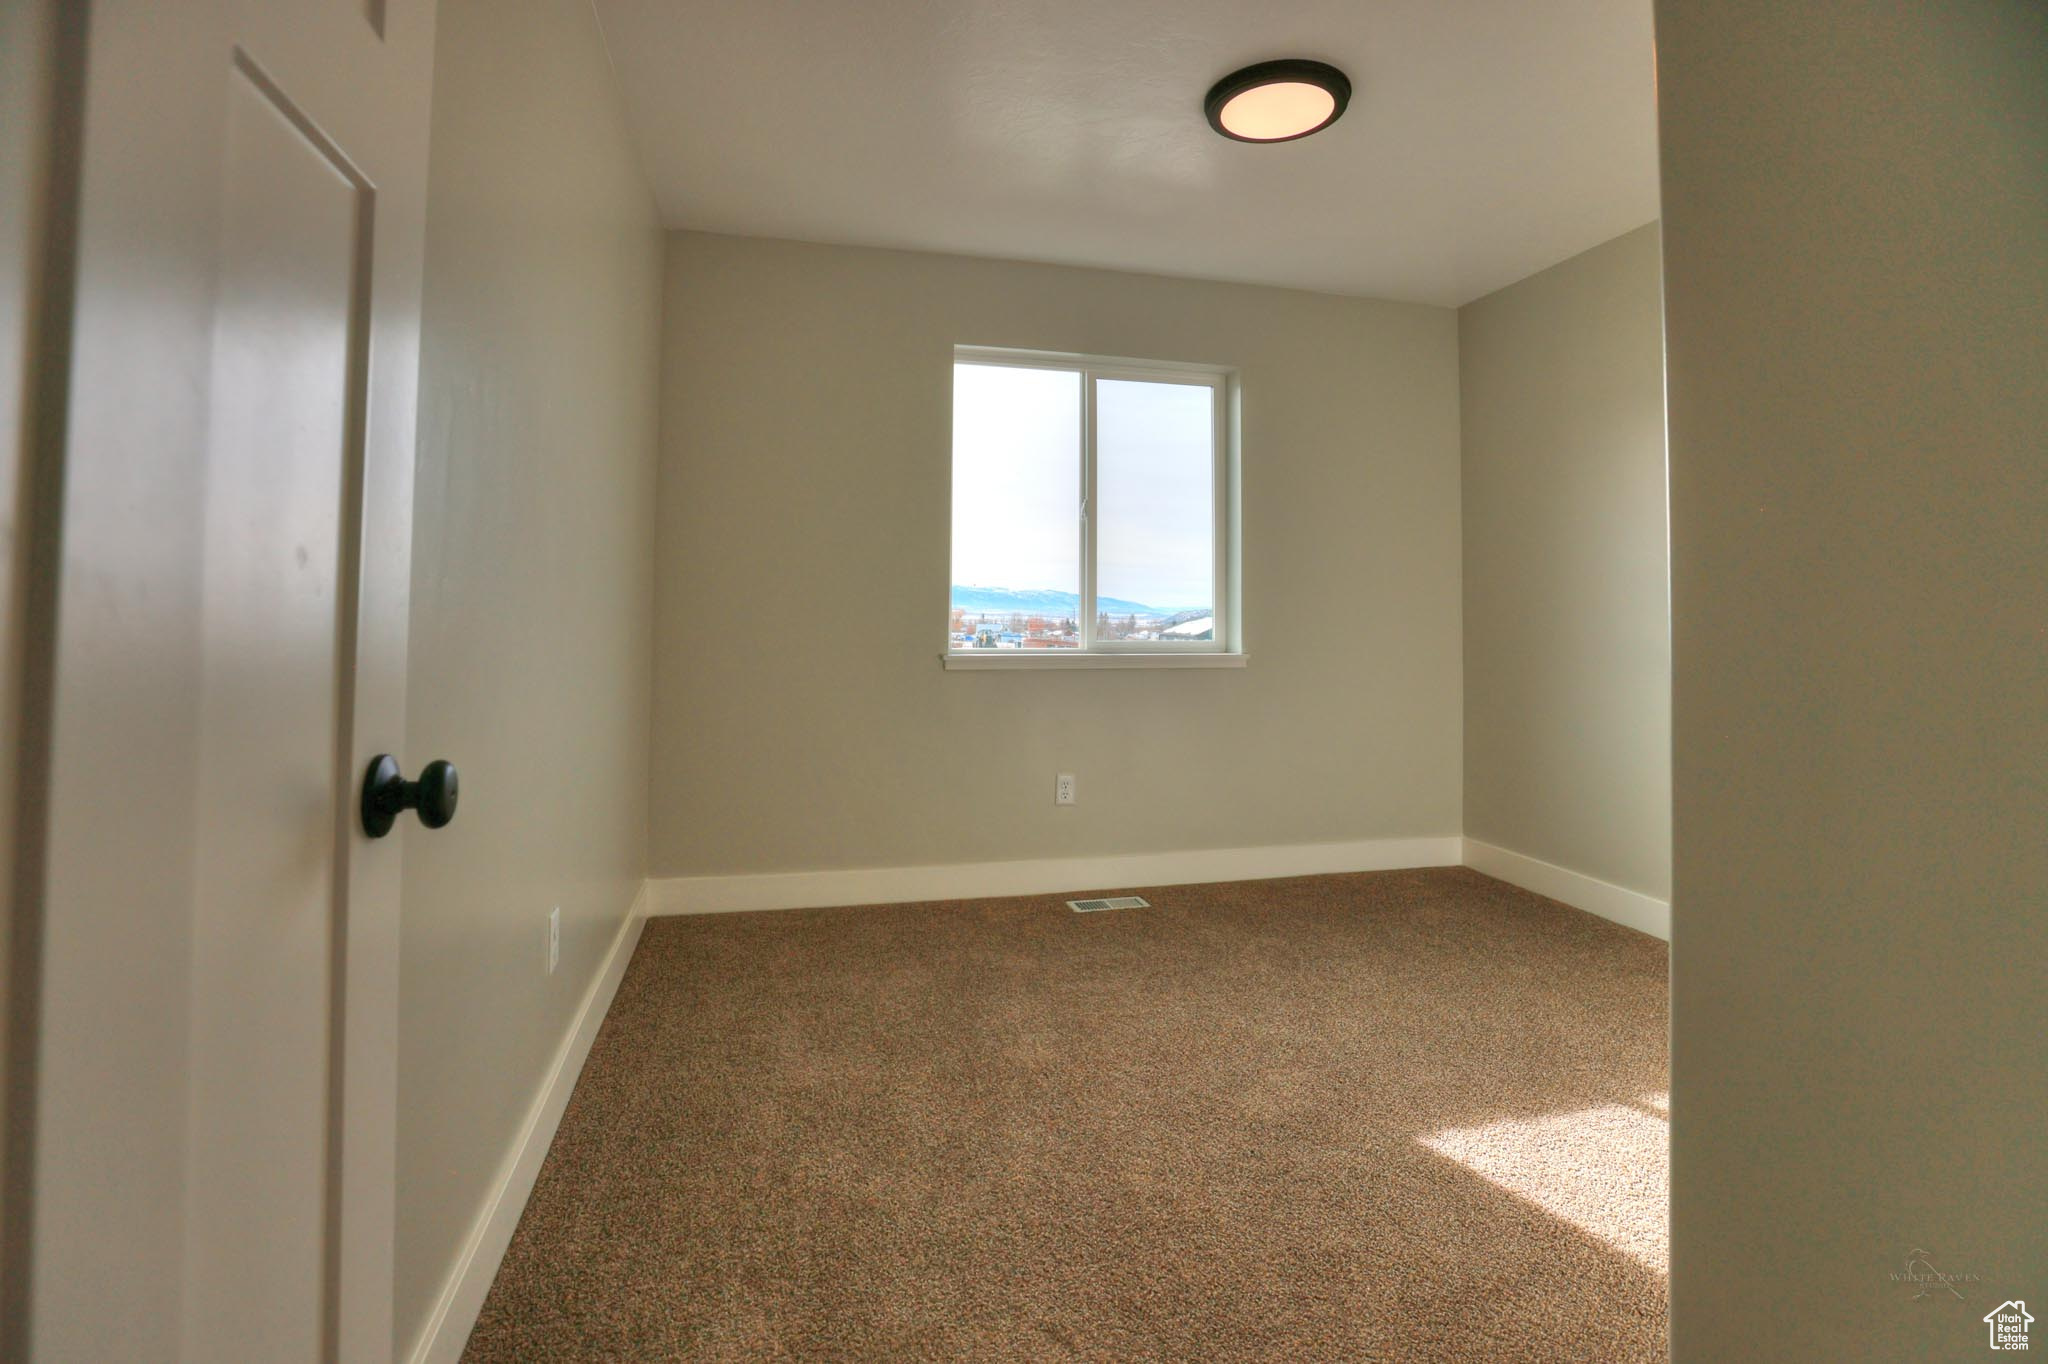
[{"xmin": 951, "ymin": 348, "xmax": 1231, "ymax": 656}]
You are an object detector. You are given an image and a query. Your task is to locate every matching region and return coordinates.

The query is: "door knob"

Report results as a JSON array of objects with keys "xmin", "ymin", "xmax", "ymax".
[{"xmin": 361, "ymin": 755, "xmax": 459, "ymax": 838}]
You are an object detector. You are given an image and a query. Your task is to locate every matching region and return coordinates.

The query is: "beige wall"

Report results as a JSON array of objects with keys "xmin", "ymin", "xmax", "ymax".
[
  {"xmin": 395, "ymin": 0, "xmax": 661, "ymax": 1353},
  {"xmin": 652, "ymin": 233, "xmax": 1462, "ymax": 877},
  {"xmin": 1658, "ymin": 1, "xmax": 2046, "ymax": 1359},
  {"xmin": 1459, "ymin": 223, "xmax": 1669, "ymax": 900}
]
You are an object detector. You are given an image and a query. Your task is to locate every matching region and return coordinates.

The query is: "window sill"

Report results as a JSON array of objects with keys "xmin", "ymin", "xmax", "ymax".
[{"xmin": 942, "ymin": 652, "xmax": 1247, "ymax": 671}]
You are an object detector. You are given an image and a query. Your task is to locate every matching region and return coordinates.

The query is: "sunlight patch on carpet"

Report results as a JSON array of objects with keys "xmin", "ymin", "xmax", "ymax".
[{"xmin": 1420, "ymin": 1104, "xmax": 1669, "ymax": 1273}]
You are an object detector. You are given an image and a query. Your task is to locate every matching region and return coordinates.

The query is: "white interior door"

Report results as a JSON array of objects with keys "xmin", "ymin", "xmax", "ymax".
[{"xmin": 20, "ymin": 0, "xmax": 437, "ymax": 1359}]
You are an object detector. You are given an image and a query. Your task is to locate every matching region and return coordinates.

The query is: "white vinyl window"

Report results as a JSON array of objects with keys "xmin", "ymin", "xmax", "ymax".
[{"xmin": 946, "ymin": 347, "xmax": 1239, "ymax": 669}]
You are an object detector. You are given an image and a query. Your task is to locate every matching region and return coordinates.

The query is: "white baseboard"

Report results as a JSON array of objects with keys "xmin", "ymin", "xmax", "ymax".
[
  {"xmin": 406, "ymin": 882, "xmax": 649, "ymax": 1364},
  {"xmin": 1461, "ymin": 838, "xmax": 1670, "ymax": 940},
  {"xmin": 648, "ymin": 836, "xmax": 1464, "ymax": 916}
]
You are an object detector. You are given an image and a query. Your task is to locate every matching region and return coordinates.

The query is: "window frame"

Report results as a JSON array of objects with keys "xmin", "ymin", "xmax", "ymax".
[{"xmin": 947, "ymin": 345, "xmax": 1240, "ymax": 668}]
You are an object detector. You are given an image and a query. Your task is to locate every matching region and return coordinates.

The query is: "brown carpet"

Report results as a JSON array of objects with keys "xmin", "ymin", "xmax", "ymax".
[{"xmin": 464, "ymin": 867, "xmax": 1669, "ymax": 1362}]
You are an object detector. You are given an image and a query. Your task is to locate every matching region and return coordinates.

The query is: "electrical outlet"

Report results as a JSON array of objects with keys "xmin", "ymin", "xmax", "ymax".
[
  {"xmin": 1056, "ymin": 773, "xmax": 1076, "ymax": 806},
  {"xmin": 548, "ymin": 907, "xmax": 560, "ymax": 974}
]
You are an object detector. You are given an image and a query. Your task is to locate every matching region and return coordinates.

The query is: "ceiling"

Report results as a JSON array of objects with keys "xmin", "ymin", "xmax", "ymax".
[{"xmin": 591, "ymin": 0, "xmax": 1660, "ymax": 307}]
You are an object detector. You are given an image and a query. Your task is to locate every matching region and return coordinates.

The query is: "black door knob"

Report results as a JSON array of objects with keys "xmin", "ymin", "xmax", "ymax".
[{"xmin": 361, "ymin": 755, "xmax": 459, "ymax": 838}]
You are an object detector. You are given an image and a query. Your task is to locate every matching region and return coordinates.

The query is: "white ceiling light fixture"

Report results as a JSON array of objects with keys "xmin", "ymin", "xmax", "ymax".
[{"xmin": 1204, "ymin": 59, "xmax": 1352, "ymax": 143}]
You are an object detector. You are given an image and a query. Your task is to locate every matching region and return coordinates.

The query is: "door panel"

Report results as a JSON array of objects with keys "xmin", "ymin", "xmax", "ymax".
[
  {"xmin": 184, "ymin": 56, "xmax": 367, "ymax": 1361},
  {"xmin": 21, "ymin": 1, "xmax": 438, "ymax": 1359}
]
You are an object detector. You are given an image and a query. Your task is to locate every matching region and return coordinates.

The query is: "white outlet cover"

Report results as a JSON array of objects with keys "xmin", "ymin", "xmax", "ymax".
[
  {"xmin": 1056, "ymin": 773, "xmax": 1076, "ymax": 805},
  {"xmin": 548, "ymin": 907, "xmax": 560, "ymax": 974}
]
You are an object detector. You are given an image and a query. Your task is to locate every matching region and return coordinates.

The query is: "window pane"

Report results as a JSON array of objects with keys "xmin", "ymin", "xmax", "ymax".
[
  {"xmin": 1095, "ymin": 378, "xmax": 1216, "ymax": 643},
  {"xmin": 950, "ymin": 364, "xmax": 1082, "ymax": 650}
]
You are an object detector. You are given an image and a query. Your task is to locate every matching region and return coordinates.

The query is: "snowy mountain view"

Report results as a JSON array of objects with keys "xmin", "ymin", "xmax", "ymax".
[{"xmin": 949, "ymin": 586, "xmax": 1214, "ymax": 648}]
